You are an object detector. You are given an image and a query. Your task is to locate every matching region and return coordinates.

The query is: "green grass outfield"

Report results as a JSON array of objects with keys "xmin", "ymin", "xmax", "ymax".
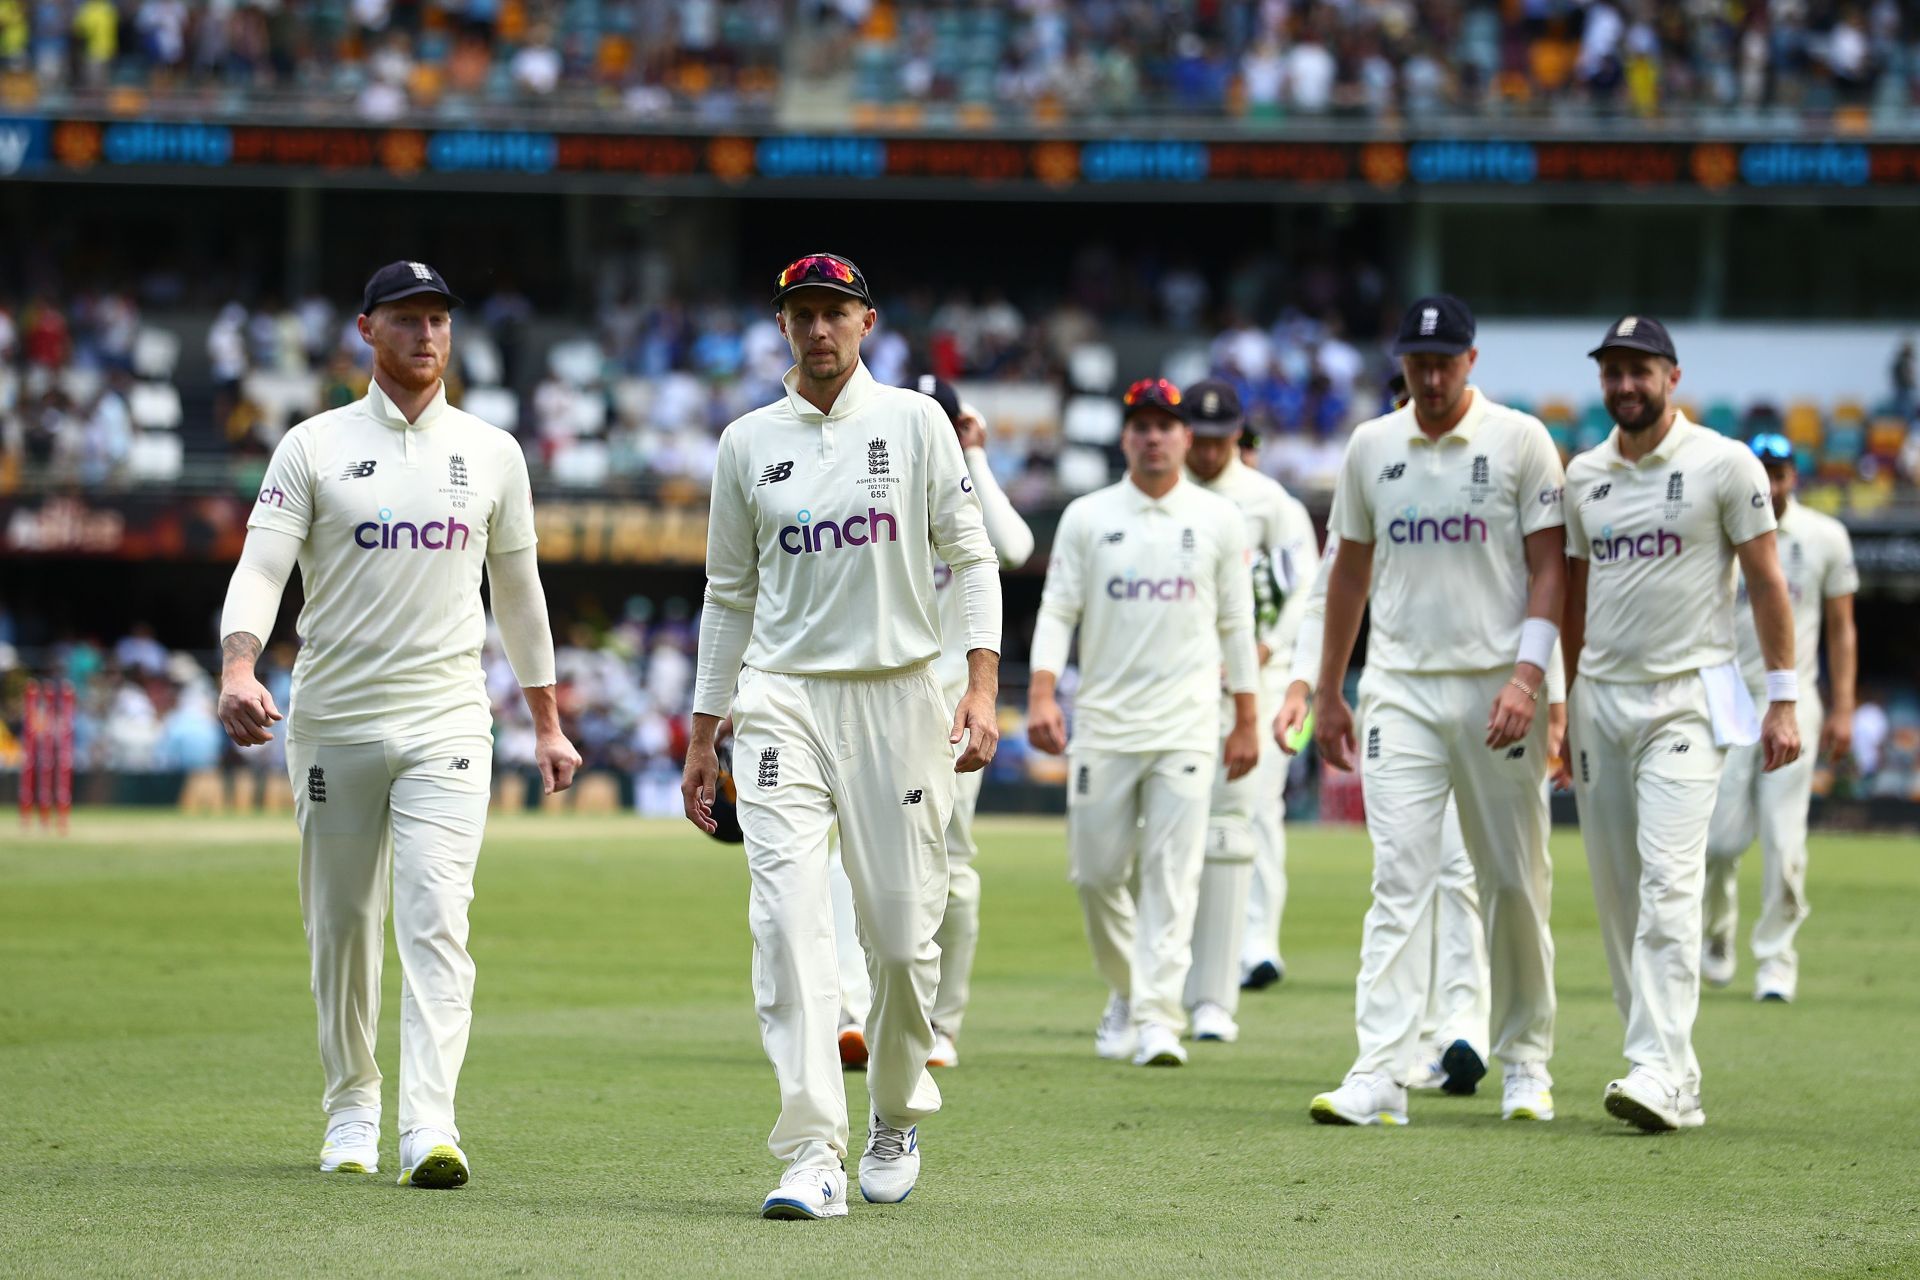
[{"xmin": 2, "ymin": 813, "xmax": 1915, "ymax": 1278}]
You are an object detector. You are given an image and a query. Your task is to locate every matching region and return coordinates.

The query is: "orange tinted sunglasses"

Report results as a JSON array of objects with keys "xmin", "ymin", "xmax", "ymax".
[
  {"xmin": 776, "ymin": 253, "xmax": 861, "ymax": 291},
  {"xmin": 1123, "ymin": 377, "xmax": 1183, "ymax": 407}
]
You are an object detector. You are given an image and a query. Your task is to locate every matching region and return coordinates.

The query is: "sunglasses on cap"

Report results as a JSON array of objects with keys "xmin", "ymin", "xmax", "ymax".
[
  {"xmin": 1750, "ymin": 432, "xmax": 1794, "ymax": 463},
  {"xmin": 1122, "ymin": 377, "xmax": 1183, "ymax": 408},
  {"xmin": 774, "ymin": 253, "xmax": 869, "ymax": 300}
]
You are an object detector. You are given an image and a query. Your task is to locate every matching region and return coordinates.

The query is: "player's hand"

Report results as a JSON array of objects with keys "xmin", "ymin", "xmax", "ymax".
[
  {"xmin": 681, "ymin": 738, "xmax": 720, "ymax": 834},
  {"xmin": 1223, "ymin": 722, "xmax": 1260, "ymax": 781},
  {"xmin": 955, "ymin": 408, "xmax": 987, "ymax": 451},
  {"xmin": 1819, "ymin": 708, "xmax": 1852, "ymax": 761},
  {"xmin": 1312, "ymin": 690, "xmax": 1358, "ymax": 773},
  {"xmin": 1547, "ymin": 703, "xmax": 1572, "ymax": 791},
  {"xmin": 217, "ymin": 671, "xmax": 282, "ymax": 747},
  {"xmin": 1761, "ymin": 701, "xmax": 1802, "ymax": 773},
  {"xmin": 536, "ymin": 732, "xmax": 582, "ymax": 795},
  {"xmin": 1486, "ymin": 663, "xmax": 1543, "ymax": 750},
  {"xmin": 952, "ymin": 687, "xmax": 1000, "ymax": 774},
  {"xmin": 1274, "ymin": 681, "xmax": 1310, "ymax": 755},
  {"xmin": 1026, "ymin": 693, "xmax": 1067, "ymax": 756}
]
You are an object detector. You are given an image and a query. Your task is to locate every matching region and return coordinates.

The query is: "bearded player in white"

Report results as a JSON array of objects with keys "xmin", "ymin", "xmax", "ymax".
[
  {"xmin": 1563, "ymin": 315, "xmax": 1799, "ymax": 1132},
  {"xmin": 1028, "ymin": 377, "xmax": 1260, "ymax": 1069},
  {"xmin": 1178, "ymin": 377, "xmax": 1315, "ymax": 1043},
  {"xmin": 1308, "ymin": 295, "xmax": 1566, "ymax": 1127},
  {"xmin": 828, "ymin": 375, "xmax": 1033, "ymax": 1072},
  {"xmin": 216, "ymin": 261, "xmax": 582, "ymax": 1188},
  {"xmin": 1703, "ymin": 433, "xmax": 1857, "ymax": 1004},
  {"xmin": 682, "ymin": 253, "xmax": 1001, "ymax": 1220}
]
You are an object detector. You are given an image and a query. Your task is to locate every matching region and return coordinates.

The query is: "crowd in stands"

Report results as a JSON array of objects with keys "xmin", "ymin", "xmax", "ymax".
[{"xmin": 3, "ymin": 0, "xmax": 784, "ymax": 122}]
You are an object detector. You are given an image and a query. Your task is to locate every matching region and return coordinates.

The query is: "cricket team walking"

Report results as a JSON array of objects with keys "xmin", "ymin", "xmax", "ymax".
[{"xmin": 219, "ymin": 255, "xmax": 1845, "ymax": 1212}]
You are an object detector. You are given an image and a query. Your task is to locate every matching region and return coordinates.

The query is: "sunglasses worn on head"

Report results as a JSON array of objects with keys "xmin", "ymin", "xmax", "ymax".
[
  {"xmin": 777, "ymin": 254, "xmax": 861, "ymax": 292},
  {"xmin": 1123, "ymin": 377, "xmax": 1182, "ymax": 408},
  {"xmin": 1750, "ymin": 432, "xmax": 1794, "ymax": 462}
]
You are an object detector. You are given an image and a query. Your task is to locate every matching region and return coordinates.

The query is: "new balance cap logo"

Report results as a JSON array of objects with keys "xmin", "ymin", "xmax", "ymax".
[
  {"xmin": 341, "ymin": 460, "xmax": 378, "ymax": 480},
  {"xmin": 1379, "ymin": 462, "xmax": 1405, "ymax": 482},
  {"xmin": 758, "ymin": 460, "xmax": 794, "ymax": 486}
]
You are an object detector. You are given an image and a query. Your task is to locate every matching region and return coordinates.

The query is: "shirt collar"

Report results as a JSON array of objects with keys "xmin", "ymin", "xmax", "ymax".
[
  {"xmin": 1599, "ymin": 410, "xmax": 1693, "ymax": 469},
  {"xmin": 365, "ymin": 377, "xmax": 448, "ymax": 431},
  {"xmin": 1125, "ymin": 473, "xmax": 1186, "ymax": 511},
  {"xmin": 782, "ymin": 359, "xmax": 877, "ymax": 423},
  {"xmin": 1403, "ymin": 386, "xmax": 1486, "ymax": 446}
]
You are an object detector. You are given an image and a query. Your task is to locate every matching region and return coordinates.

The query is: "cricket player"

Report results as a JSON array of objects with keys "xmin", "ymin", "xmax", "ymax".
[
  {"xmin": 1702, "ymin": 432, "xmax": 1857, "ymax": 1004},
  {"xmin": 1180, "ymin": 377, "xmax": 1315, "ymax": 1043},
  {"xmin": 1307, "ymin": 295, "xmax": 1566, "ymax": 1127},
  {"xmin": 1564, "ymin": 315, "xmax": 1800, "ymax": 1132},
  {"xmin": 215, "ymin": 260, "xmax": 581, "ymax": 1188},
  {"xmin": 681, "ymin": 253, "xmax": 1002, "ymax": 1220},
  {"xmin": 1276, "ymin": 524, "xmax": 1571, "ymax": 1097},
  {"xmin": 829, "ymin": 376, "xmax": 1033, "ymax": 1071},
  {"xmin": 1027, "ymin": 377, "xmax": 1261, "ymax": 1069}
]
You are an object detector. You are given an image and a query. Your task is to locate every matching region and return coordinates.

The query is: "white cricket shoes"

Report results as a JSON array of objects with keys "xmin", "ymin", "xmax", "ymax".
[
  {"xmin": 1407, "ymin": 1052, "xmax": 1449, "ymax": 1091},
  {"xmin": 1604, "ymin": 1066, "xmax": 1706, "ymax": 1132},
  {"xmin": 1189, "ymin": 1001, "xmax": 1239, "ymax": 1043},
  {"xmin": 318, "ymin": 1119, "xmax": 378, "ymax": 1173},
  {"xmin": 1310, "ymin": 1072, "xmax": 1409, "ymax": 1126},
  {"xmin": 1501, "ymin": 1063, "xmax": 1555, "ymax": 1121},
  {"xmin": 1132, "ymin": 1025, "xmax": 1188, "ymax": 1067},
  {"xmin": 396, "ymin": 1128, "xmax": 469, "ymax": 1188},
  {"xmin": 1701, "ymin": 937, "xmax": 1736, "ymax": 989},
  {"xmin": 1755, "ymin": 958, "xmax": 1797, "ymax": 1003},
  {"xmin": 858, "ymin": 1110, "xmax": 920, "ymax": 1204},
  {"xmin": 928, "ymin": 1027, "xmax": 959, "ymax": 1068},
  {"xmin": 761, "ymin": 1164, "xmax": 848, "ymax": 1220},
  {"xmin": 1094, "ymin": 994, "xmax": 1136, "ymax": 1061}
]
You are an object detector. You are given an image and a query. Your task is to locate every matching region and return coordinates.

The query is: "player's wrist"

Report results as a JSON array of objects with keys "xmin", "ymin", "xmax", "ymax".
[{"xmin": 1765, "ymin": 669, "xmax": 1799, "ymax": 703}]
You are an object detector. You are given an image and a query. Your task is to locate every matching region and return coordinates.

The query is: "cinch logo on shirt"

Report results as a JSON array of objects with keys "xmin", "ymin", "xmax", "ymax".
[
  {"xmin": 1388, "ymin": 510, "xmax": 1489, "ymax": 544},
  {"xmin": 777, "ymin": 507, "xmax": 899, "ymax": 555},
  {"xmin": 1105, "ymin": 573, "xmax": 1198, "ymax": 601},
  {"xmin": 258, "ymin": 484, "xmax": 286, "ymax": 508},
  {"xmin": 1590, "ymin": 526, "xmax": 1683, "ymax": 561},
  {"xmin": 353, "ymin": 508, "xmax": 473, "ymax": 551}
]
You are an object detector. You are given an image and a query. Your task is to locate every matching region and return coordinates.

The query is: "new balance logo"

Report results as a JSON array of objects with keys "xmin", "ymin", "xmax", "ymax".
[
  {"xmin": 1378, "ymin": 462, "xmax": 1405, "ymax": 482},
  {"xmin": 1582, "ymin": 483, "xmax": 1611, "ymax": 506},
  {"xmin": 1506, "ymin": 745, "xmax": 1526, "ymax": 759},
  {"xmin": 448, "ymin": 758, "xmax": 470, "ymax": 770},
  {"xmin": 1182, "ymin": 763, "xmax": 1198, "ymax": 774},
  {"xmin": 758, "ymin": 460, "xmax": 794, "ymax": 486},
  {"xmin": 1670, "ymin": 741, "xmax": 1691, "ymax": 754},
  {"xmin": 341, "ymin": 460, "xmax": 377, "ymax": 480},
  {"xmin": 307, "ymin": 765, "xmax": 327, "ymax": 803},
  {"xmin": 1366, "ymin": 726, "xmax": 1381, "ymax": 760},
  {"xmin": 757, "ymin": 747, "xmax": 780, "ymax": 788},
  {"xmin": 901, "ymin": 790, "xmax": 924, "ymax": 805},
  {"xmin": 1100, "ymin": 531, "xmax": 1125, "ymax": 545}
]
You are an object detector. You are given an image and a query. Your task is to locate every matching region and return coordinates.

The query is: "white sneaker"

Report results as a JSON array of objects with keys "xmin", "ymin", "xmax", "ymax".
[
  {"xmin": 1094, "ymin": 994, "xmax": 1136, "ymax": 1061},
  {"xmin": 928, "ymin": 1027, "xmax": 959, "ymax": 1068},
  {"xmin": 1132, "ymin": 1024, "xmax": 1188, "ymax": 1067},
  {"xmin": 1502, "ymin": 1063, "xmax": 1555, "ymax": 1121},
  {"xmin": 1189, "ymin": 1001, "xmax": 1239, "ymax": 1043},
  {"xmin": 1310, "ymin": 1072, "xmax": 1409, "ymax": 1126},
  {"xmin": 761, "ymin": 1164, "xmax": 848, "ymax": 1220},
  {"xmin": 1407, "ymin": 1052, "xmax": 1448, "ymax": 1091},
  {"xmin": 318, "ymin": 1119, "xmax": 378, "ymax": 1173},
  {"xmin": 858, "ymin": 1110, "xmax": 920, "ymax": 1204},
  {"xmin": 1755, "ymin": 958, "xmax": 1797, "ymax": 1003},
  {"xmin": 396, "ymin": 1128, "xmax": 469, "ymax": 1188},
  {"xmin": 1701, "ymin": 937, "xmax": 1736, "ymax": 989},
  {"xmin": 1603, "ymin": 1066, "xmax": 1706, "ymax": 1132}
]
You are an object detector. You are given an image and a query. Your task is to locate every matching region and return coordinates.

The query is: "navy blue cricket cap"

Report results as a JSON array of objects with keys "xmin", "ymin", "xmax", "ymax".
[
  {"xmin": 1391, "ymin": 294, "xmax": 1476, "ymax": 357},
  {"xmin": 1589, "ymin": 314, "xmax": 1678, "ymax": 362},
  {"xmin": 910, "ymin": 372, "xmax": 962, "ymax": 424},
  {"xmin": 1183, "ymin": 378, "xmax": 1243, "ymax": 437},
  {"xmin": 360, "ymin": 260, "xmax": 463, "ymax": 315}
]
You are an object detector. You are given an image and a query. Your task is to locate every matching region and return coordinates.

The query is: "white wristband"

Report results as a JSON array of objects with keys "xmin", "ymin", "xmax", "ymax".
[
  {"xmin": 1516, "ymin": 616, "xmax": 1559, "ymax": 673},
  {"xmin": 1765, "ymin": 669, "xmax": 1799, "ymax": 703}
]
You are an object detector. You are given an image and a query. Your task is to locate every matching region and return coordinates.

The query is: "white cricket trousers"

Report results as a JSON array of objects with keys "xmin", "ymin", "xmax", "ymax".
[
  {"xmin": 1351, "ymin": 667, "xmax": 1555, "ymax": 1082},
  {"xmin": 1240, "ymin": 737, "xmax": 1289, "ymax": 974},
  {"xmin": 1418, "ymin": 800, "xmax": 1492, "ymax": 1060},
  {"xmin": 1187, "ymin": 698, "xmax": 1276, "ymax": 1016},
  {"xmin": 287, "ymin": 731, "xmax": 492, "ymax": 1139},
  {"xmin": 1067, "ymin": 746, "xmax": 1213, "ymax": 1035},
  {"xmin": 1705, "ymin": 692, "xmax": 1822, "ymax": 971},
  {"xmin": 1570, "ymin": 674, "xmax": 1726, "ymax": 1095},
  {"xmin": 731, "ymin": 663, "xmax": 953, "ymax": 1171}
]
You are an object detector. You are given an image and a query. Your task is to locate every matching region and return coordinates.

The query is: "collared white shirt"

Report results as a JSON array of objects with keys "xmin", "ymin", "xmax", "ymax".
[
  {"xmin": 693, "ymin": 361, "xmax": 998, "ymax": 710},
  {"xmin": 1331, "ymin": 388, "xmax": 1566, "ymax": 673},
  {"xmin": 1565, "ymin": 413, "xmax": 1776, "ymax": 683},
  {"xmin": 1189, "ymin": 453, "xmax": 1318, "ymax": 694},
  {"xmin": 247, "ymin": 379, "xmax": 536, "ymax": 743},
  {"xmin": 1031, "ymin": 475, "xmax": 1259, "ymax": 754},
  {"xmin": 1733, "ymin": 497, "xmax": 1857, "ymax": 690}
]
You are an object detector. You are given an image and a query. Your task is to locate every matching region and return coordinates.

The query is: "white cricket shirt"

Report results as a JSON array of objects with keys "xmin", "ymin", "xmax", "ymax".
[
  {"xmin": 932, "ymin": 445, "xmax": 1034, "ymax": 694},
  {"xmin": 693, "ymin": 362, "xmax": 999, "ymax": 715},
  {"xmin": 247, "ymin": 379, "xmax": 536, "ymax": 744},
  {"xmin": 1031, "ymin": 475, "xmax": 1259, "ymax": 754},
  {"xmin": 1330, "ymin": 389, "xmax": 1566, "ymax": 673},
  {"xmin": 1733, "ymin": 497, "xmax": 1858, "ymax": 689},
  {"xmin": 1189, "ymin": 453, "xmax": 1317, "ymax": 692},
  {"xmin": 1564, "ymin": 414, "xmax": 1776, "ymax": 683}
]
